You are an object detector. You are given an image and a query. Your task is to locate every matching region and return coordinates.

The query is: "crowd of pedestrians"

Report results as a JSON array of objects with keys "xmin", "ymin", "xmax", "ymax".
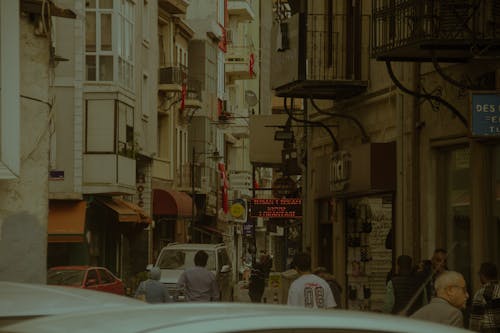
[{"xmin": 133, "ymin": 247, "xmax": 499, "ymax": 332}]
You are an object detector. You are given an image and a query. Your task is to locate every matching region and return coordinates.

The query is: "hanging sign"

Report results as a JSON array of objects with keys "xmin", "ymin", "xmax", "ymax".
[{"xmin": 250, "ymin": 198, "xmax": 302, "ymax": 218}]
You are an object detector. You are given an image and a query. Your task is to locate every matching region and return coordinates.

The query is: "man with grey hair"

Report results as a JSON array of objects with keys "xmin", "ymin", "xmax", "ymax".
[
  {"xmin": 410, "ymin": 270, "xmax": 469, "ymax": 328},
  {"xmin": 135, "ymin": 266, "xmax": 172, "ymax": 303}
]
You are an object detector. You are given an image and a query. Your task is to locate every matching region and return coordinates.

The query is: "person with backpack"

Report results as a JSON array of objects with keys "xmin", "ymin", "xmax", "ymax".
[{"xmin": 313, "ymin": 267, "xmax": 342, "ymax": 309}]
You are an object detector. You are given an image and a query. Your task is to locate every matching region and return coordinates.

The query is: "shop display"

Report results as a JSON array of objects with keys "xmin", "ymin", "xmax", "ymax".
[{"xmin": 346, "ymin": 195, "xmax": 393, "ymax": 311}]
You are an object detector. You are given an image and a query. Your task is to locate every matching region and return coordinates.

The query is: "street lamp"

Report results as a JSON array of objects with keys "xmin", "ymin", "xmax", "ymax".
[{"xmin": 190, "ymin": 147, "xmax": 222, "ymax": 242}]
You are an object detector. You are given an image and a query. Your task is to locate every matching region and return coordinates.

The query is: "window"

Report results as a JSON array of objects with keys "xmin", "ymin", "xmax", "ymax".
[
  {"xmin": 142, "ymin": 0, "xmax": 150, "ymax": 43},
  {"xmin": 98, "ymin": 269, "xmax": 115, "ymax": 284},
  {"xmin": 0, "ymin": 0, "xmax": 20, "ymax": 179},
  {"xmin": 142, "ymin": 73, "xmax": 149, "ymax": 116},
  {"xmin": 85, "ymin": 0, "xmax": 135, "ymax": 90},
  {"xmin": 86, "ymin": 269, "xmax": 99, "ymax": 285},
  {"xmin": 117, "ymin": 101, "xmax": 134, "ymax": 157},
  {"xmin": 85, "ymin": 99, "xmax": 134, "ymax": 157}
]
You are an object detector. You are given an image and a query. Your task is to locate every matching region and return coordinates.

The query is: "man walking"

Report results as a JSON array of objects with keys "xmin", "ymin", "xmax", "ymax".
[
  {"xmin": 287, "ymin": 252, "xmax": 336, "ymax": 309},
  {"xmin": 469, "ymin": 262, "xmax": 500, "ymax": 332},
  {"xmin": 411, "ymin": 270, "xmax": 469, "ymax": 328},
  {"xmin": 135, "ymin": 266, "xmax": 171, "ymax": 303},
  {"xmin": 177, "ymin": 250, "xmax": 219, "ymax": 302}
]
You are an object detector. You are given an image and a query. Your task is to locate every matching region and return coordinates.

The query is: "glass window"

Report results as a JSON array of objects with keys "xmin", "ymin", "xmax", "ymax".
[
  {"xmin": 444, "ymin": 147, "xmax": 471, "ymax": 284},
  {"xmin": 85, "ymin": 12, "xmax": 96, "ymax": 52},
  {"xmin": 86, "ymin": 269, "xmax": 98, "ymax": 285},
  {"xmin": 98, "ymin": 269, "xmax": 115, "ymax": 284}
]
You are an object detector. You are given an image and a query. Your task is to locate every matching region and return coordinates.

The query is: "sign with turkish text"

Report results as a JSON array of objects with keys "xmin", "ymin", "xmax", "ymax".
[
  {"xmin": 250, "ymin": 198, "xmax": 302, "ymax": 218},
  {"xmin": 471, "ymin": 92, "xmax": 500, "ymax": 137}
]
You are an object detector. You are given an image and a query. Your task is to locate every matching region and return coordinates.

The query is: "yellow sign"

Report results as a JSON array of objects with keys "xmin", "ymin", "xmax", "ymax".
[{"xmin": 230, "ymin": 202, "xmax": 245, "ymax": 218}]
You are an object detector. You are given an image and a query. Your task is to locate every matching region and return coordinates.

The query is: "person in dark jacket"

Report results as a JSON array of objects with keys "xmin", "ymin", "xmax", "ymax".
[
  {"xmin": 248, "ymin": 253, "xmax": 272, "ymax": 303},
  {"xmin": 384, "ymin": 255, "xmax": 424, "ymax": 315}
]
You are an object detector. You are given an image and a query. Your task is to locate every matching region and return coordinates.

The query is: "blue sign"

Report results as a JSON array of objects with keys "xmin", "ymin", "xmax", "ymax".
[{"xmin": 471, "ymin": 93, "xmax": 500, "ymax": 137}]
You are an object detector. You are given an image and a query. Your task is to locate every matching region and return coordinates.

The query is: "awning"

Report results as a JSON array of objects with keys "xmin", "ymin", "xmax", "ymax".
[
  {"xmin": 97, "ymin": 197, "xmax": 152, "ymax": 224},
  {"xmin": 194, "ymin": 225, "xmax": 225, "ymax": 236},
  {"xmin": 153, "ymin": 189, "xmax": 193, "ymax": 217},
  {"xmin": 48, "ymin": 200, "xmax": 86, "ymax": 243}
]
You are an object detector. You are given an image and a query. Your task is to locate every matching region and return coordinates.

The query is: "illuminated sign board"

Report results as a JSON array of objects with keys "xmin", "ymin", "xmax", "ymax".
[{"xmin": 249, "ymin": 198, "xmax": 302, "ymax": 218}]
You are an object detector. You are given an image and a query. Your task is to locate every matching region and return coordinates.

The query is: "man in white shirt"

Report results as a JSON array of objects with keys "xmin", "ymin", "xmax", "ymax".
[{"xmin": 287, "ymin": 252, "xmax": 337, "ymax": 309}]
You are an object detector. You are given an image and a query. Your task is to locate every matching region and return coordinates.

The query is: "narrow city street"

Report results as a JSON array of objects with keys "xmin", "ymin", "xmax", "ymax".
[{"xmin": 1, "ymin": 0, "xmax": 500, "ymax": 332}]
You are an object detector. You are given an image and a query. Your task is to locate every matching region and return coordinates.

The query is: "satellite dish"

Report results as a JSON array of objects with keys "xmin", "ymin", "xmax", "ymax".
[{"xmin": 244, "ymin": 90, "xmax": 258, "ymax": 107}]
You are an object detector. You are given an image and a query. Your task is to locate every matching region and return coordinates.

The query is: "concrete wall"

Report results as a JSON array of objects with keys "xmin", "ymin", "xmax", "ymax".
[{"xmin": 0, "ymin": 17, "xmax": 51, "ymax": 283}]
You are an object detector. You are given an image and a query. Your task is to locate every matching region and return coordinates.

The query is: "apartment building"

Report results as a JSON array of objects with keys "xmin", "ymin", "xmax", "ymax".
[
  {"xmin": 47, "ymin": 0, "xmax": 157, "ymax": 284},
  {"xmin": 152, "ymin": 0, "xmax": 197, "ymax": 259},
  {"xmin": 270, "ymin": 0, "xmax": 500, "ymax": 310}
]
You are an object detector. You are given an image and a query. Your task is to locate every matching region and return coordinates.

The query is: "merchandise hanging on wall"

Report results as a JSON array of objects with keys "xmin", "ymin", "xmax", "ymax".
[{"xmin": 345, "ymin": 195, "xmax": 393, "ymax": 312}]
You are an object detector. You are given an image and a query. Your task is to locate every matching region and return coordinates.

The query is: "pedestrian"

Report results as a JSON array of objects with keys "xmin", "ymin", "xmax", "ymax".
[
  {"xmin": 248, "ymin": 253, "xmax": 272, "ymax": 303},
  {"xmin": 176, "ymin": 250, "xmax": 219, "ymax": 302},
  {"xmin": 287, "ymin": 252, "xmax": 336, "ymax": 309},
  {"xmin": 423, "ymin": 248, "xmax": 448, "ymax": 302},
  {"xmin": 134, "ymin": 266, "xmax": 171, "ymax": 303},
  {"xmin": 313, "ymin": 267, "xmax": 343, "ymax": 309},
  {"xmin": 383, "ymin": 255, "xmax": 424, "ymax": 315},
  {"xmin": 469, "ymin": 262, "xmax": 500, "ymax": 332},
  {"xmin": 410, "ymin": 270, "xmax": 469, "ymax": 328}
]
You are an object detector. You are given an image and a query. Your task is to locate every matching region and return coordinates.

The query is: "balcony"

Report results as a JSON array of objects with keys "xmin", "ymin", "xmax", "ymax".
[
  {"xmin": 83, "ymin": 154, "xmax": 136, "ymax": 195},
  {"xmin": 225, "ymin": 45, "xmax": 255, "ymax": 81},
  {"xmin": 158, "ymin": 66, "xmax": 186, "ymax": 92},
  {"xmin": 184, "ymin": 78, "xmax": 202, "ymax": 109},
  {"xmin": 372, "ymin": 0, "xmax": 500, "ymax": 62},
  {"xmin": 158, "ymin": 0, "xmax": 189, "ymax": 15},
  {"xmin": 271, "ymin": 13, "xmax": 368, "ymax": 100},
  {"xmin": 228, "ymin": 0, "xmax": 255, "ymax": 22},
  {"xmin": 152, "ymin": 158, "xmax": 174, "ymax": 181}
]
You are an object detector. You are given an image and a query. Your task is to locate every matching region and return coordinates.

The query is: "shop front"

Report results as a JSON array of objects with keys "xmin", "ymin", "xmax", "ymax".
[
  {"xmin": 315, "ymin": 142, "xmax": 396, "ymax": 311},
  {"xmin": 47, "ymin": 200, "xmax": 88, "ymax": 268},
  {"xmin": 152, "ymin": 187, "xmax": 193, "ymax": 259}
]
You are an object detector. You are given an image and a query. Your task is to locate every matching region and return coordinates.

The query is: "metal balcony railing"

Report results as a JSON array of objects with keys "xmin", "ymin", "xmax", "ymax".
[
  {"xmin": 272, "ymin": 13, "xmax": 369, "ymax": 99},
  {"xmin": 158, "ymin": 66, "xmax": 186, "ymax": 85},
  {"xmin": 372, "ymin": 0, "xmax": 500, "ymax": 61}
]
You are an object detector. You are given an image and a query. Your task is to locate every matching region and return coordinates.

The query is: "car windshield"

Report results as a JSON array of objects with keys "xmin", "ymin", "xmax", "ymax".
[
  {"xmin": 157, "ymin": 249, "xmax": 216, "ymax": 271},
  {"xmin": 47, "ymin": 270, "xmax": 86, "ymax": 286}
]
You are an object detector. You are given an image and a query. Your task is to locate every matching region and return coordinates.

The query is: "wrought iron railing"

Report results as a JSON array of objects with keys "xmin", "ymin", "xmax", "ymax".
[
  {"xmin": 372, "ymin": 0, "xmax": 500, "ymax": 55},
  {"xmin": 158, "ymin": 66, "xmax": 186, "ymax": 85},
  {"xmin": 305, "ymin": 14, "xmax": 370, "ymax": 81}
]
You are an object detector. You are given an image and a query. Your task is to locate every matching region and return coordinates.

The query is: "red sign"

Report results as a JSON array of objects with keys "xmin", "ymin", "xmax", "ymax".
[
  {"xmin": 250, "ymin": 198, "xmax": 302, "ymax": 218},
  {"xmin": 218, "ymin": 162, "xmax": 229, "ymax": 214},
  {"xmin": 249, "ymin": 53, "xmax": 255, "ymax": 77}
]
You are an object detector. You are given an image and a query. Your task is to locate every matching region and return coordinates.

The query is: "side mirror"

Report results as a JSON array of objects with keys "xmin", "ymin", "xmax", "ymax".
[
  {"xmin": 146, "ymin": 264, "xmax": 153, "ymax": 271},
  {"xmin": 86, "ymin": 278, "xmax": 97, "ymax": 286},
  {"xmin": 220, "ymin": 265, "xmax": 231, "ymax": 273}
]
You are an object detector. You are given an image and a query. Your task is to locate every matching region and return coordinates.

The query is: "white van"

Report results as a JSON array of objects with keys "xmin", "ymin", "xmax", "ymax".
[{"xmin": 150, "ymin": 243, "xmax": 233, "ymax": 301}]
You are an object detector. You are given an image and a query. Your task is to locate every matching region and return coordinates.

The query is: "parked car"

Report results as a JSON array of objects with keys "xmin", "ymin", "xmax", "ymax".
[
  {"xmin": 0, "ymin": 281, "xmax": 143, "ymax": 327},
  {"xmin": 2, "ymin": 302, "xmax": 472, "ymax": 333},
  {"xmin": 150, "ymin": 243, "xmax": 233, "ymax": 301},
  {"xmin": 47, "ymin": 266, "xmax": 125, "ymax": 295}
]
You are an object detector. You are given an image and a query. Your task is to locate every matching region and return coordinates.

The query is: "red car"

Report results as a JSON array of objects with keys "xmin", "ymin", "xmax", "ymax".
[{"xmin": 47, "ymin": 266, "xmax": 125, "ymax": 295}]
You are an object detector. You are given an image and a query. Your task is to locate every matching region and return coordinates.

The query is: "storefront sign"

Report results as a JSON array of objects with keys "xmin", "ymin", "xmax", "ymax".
[
  {"xmin": 250, "ymin": 198, "xmax": 302, "ymax": 218},
  {"xmin": 330, "ymin": 151, "xmax": 351, "ymax": 192},
  {"xmin": 471, "ymin": 93, "xmax": 500, "ymax": 137}
]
